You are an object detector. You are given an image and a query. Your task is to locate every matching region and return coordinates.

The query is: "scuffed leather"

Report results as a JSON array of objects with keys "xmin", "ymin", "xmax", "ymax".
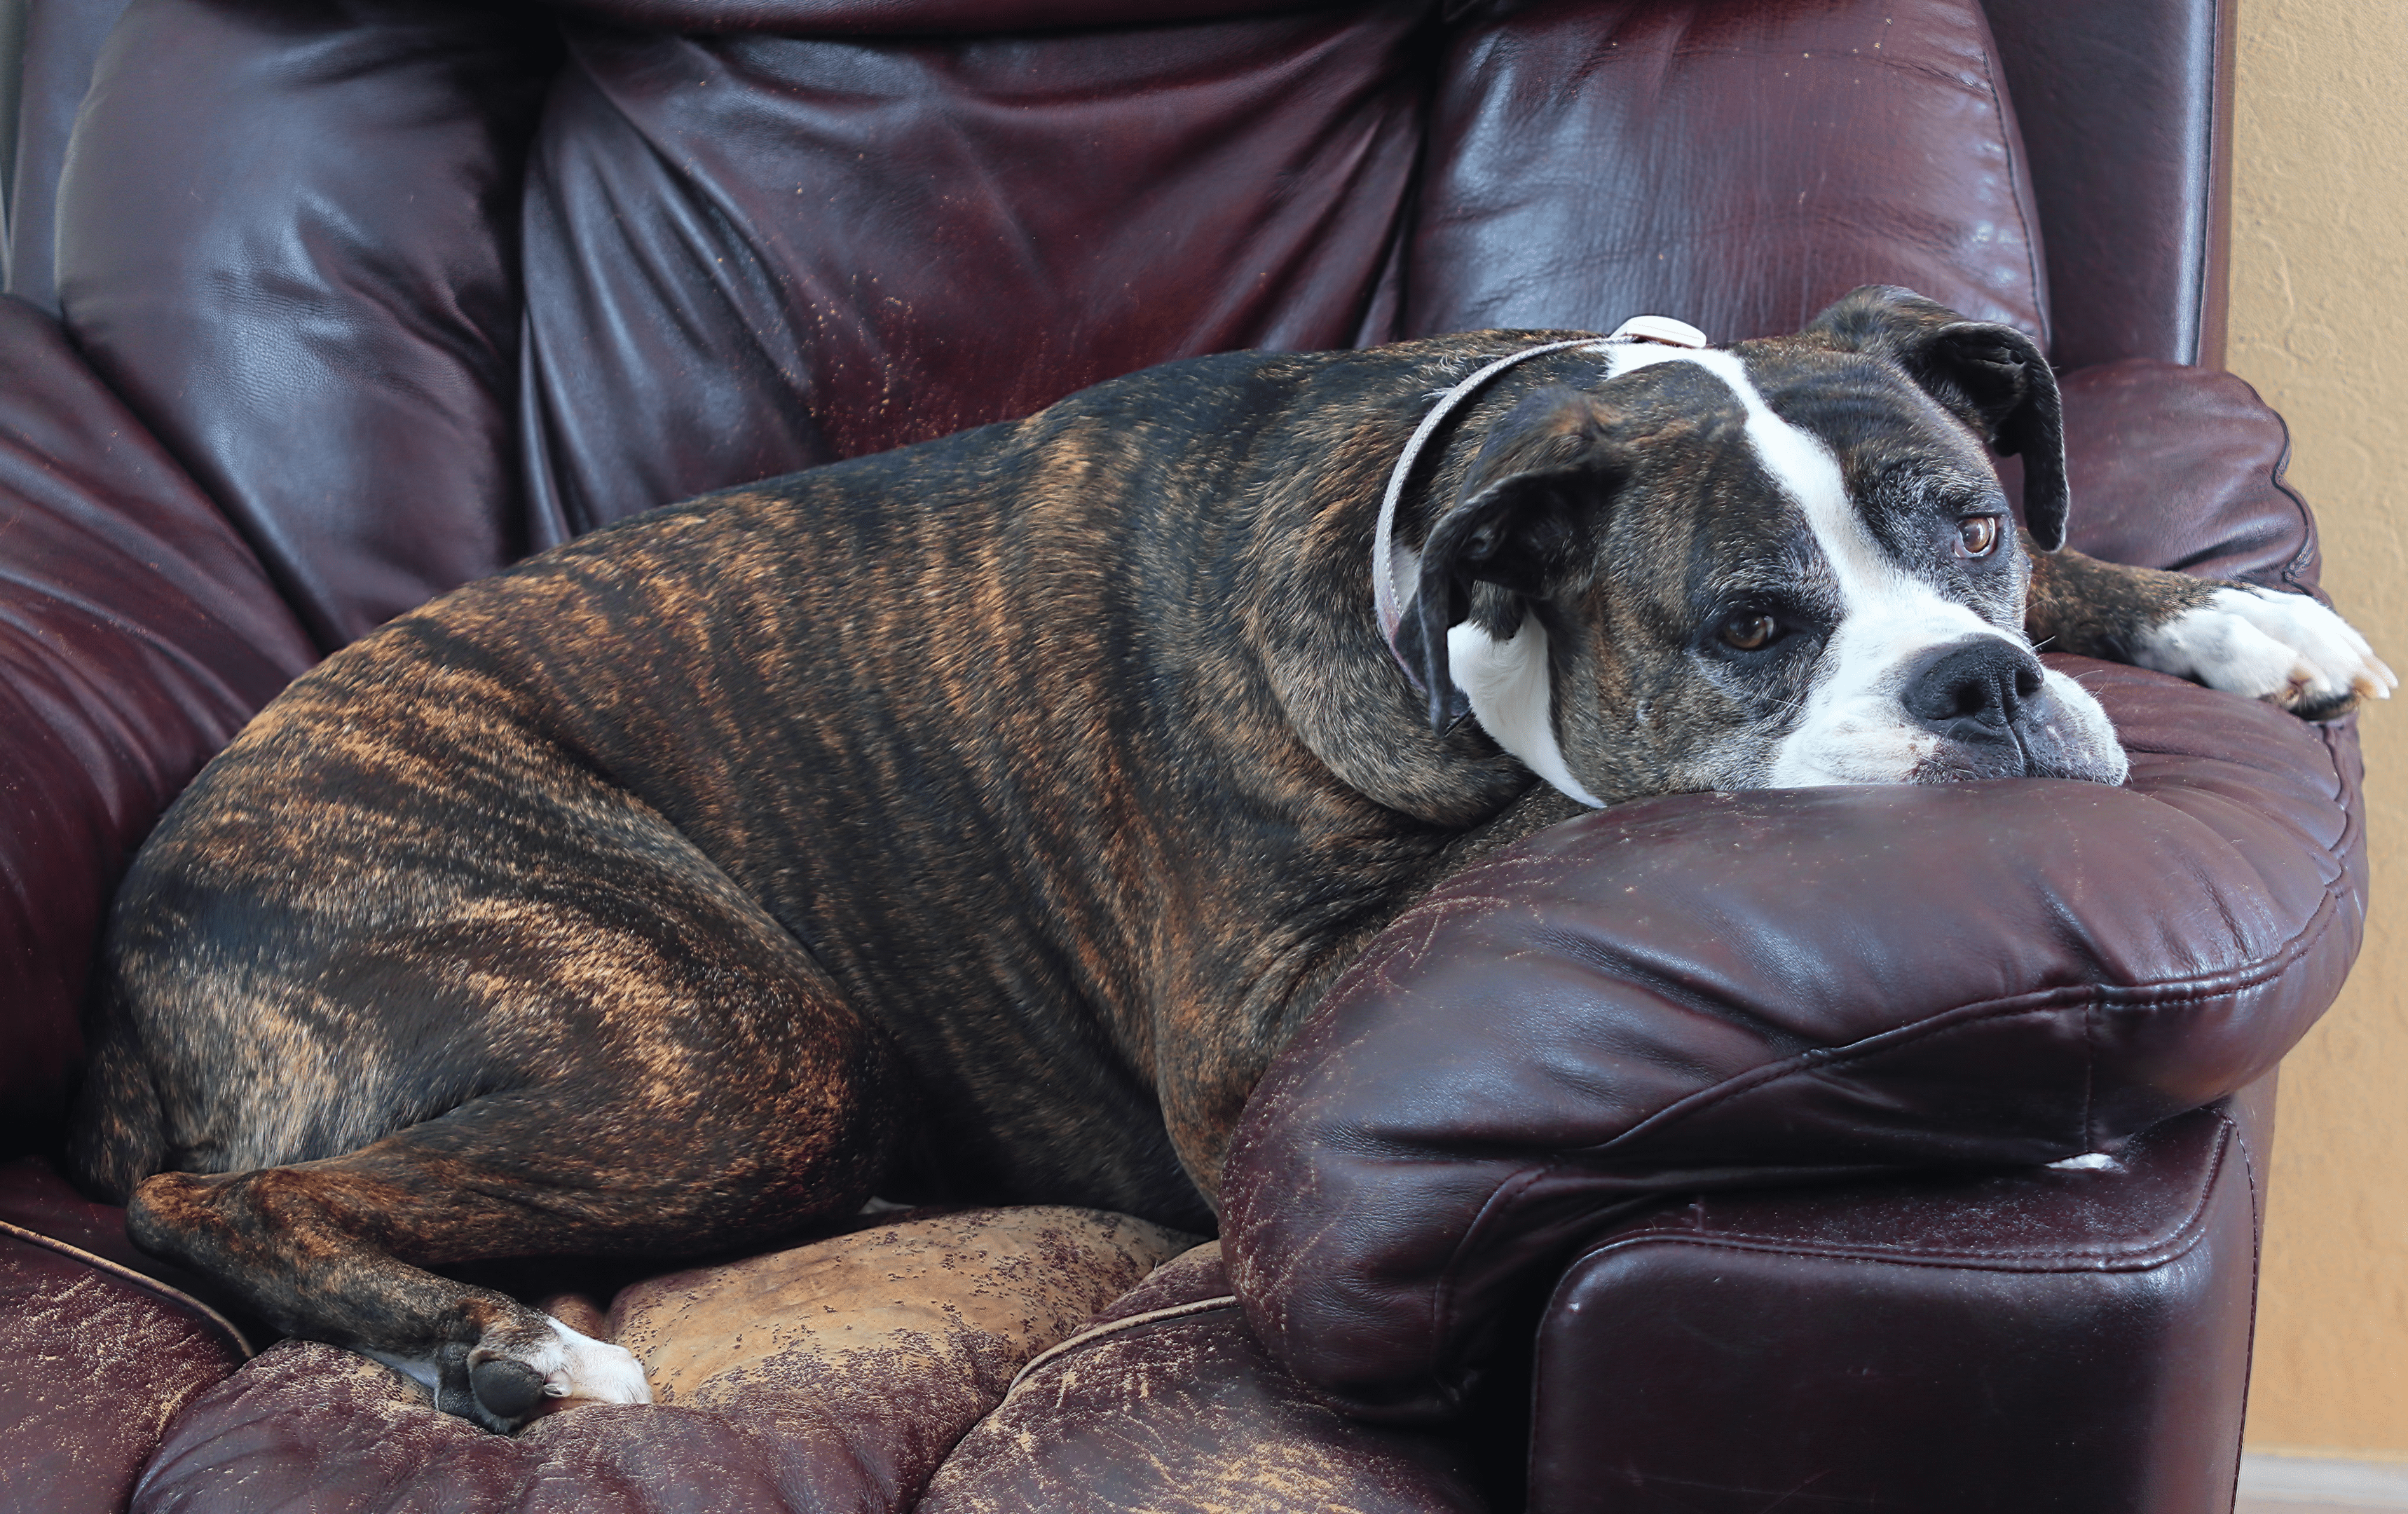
[
  {"xmin": 132, "ymin": 1208, "xmax": 1187, "ymax": 1514},
  {"xmin": 0, "ymin": 1246, "xmax": 238, "ymax": 1513},
  {"xmin": 920, "ymin": 1245, "xmax": 1490, "ymax": 1514}
]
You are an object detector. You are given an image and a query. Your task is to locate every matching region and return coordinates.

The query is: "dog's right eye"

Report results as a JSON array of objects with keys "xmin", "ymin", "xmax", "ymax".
[{"xmin": 1719, "ymin": 613, "xmax": 1779, "ymax": 651}]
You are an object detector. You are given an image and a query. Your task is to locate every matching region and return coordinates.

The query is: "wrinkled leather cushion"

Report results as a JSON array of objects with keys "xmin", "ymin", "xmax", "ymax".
[
  {"xmin": 1528, "ymin": 1105, "xmax": 2259, "ymax": 1514},
  {"xmin": 516, "ymin": 3, "xmax": 1427, "ymax": 535},
  {"xmin": 921, "ymin": 1243, "xmax": 1489, "ymax": 1514},
  {"xmin": 0, "ymin": 299, "xmax": 315, "ymax": 1146},
  {"xmin": 134, "ymin": 1207, "xmax": 1190, "ymax": 1514},
  {"xmin": 1223, "ymin": 669, "xmax": 2364, "ymax": 1421},
  {"xmin": 1408, "ymin": 0, "xmax": 2049, "ymax": 348}
]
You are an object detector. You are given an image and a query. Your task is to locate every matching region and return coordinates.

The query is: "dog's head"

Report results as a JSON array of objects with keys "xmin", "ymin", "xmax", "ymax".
[{"xmin": 1401, "ymin": 285, "xmax": 2126, "ymax": 806}]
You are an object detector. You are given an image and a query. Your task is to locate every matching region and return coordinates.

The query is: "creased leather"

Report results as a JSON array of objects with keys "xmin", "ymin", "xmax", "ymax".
[
  {"xmin": 0, "ymin": 1231, "xmax": 242, "ymax": 1514},
  {"xmin": 0, "ymin": 298, "xmax": 314, "ymax": 1149},
  {"xmin": 132, "ymin": 1208, "xmax": 1186, "ymax": 1514},
  {"xmin": 517, "ymin": 4, "xmax": 1428, "ymax": 535}
]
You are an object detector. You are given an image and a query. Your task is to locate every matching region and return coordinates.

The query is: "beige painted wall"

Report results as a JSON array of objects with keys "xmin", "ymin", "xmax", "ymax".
[{"xmin": 2227, "ymin": 0, "xmax": 2408, "ymax": 1458}]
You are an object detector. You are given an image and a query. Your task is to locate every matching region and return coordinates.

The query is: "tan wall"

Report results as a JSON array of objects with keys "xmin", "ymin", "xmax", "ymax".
[{"xmin": 2227, "ymin": 0, "xmax": 2408, "ymax": 1458}]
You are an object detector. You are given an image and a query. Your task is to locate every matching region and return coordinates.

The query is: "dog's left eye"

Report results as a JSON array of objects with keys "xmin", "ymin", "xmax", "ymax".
[
  {"xmin": 1958, "ymin": 516, "xmax": 2002, "ymax": 557},
  {"xmin": 1718, "ymin": 613, "xmax": 1780, "ymax": 651}
]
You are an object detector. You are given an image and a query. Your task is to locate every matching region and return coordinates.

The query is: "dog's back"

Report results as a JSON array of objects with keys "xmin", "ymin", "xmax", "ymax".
[{"xmin": 72, "ymin": 341, "xmax": 1502, "ymax": 1243}]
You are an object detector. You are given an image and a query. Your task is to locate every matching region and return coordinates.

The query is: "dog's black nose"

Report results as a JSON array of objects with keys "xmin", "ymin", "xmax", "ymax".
[{"xmin": 1903, "ymin": 637, "xmax": 2045, "ymax": 744}]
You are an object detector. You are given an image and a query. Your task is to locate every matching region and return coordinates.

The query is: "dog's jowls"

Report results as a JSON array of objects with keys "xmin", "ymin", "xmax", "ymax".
[{"xmin": 69, "ymin": 287, "xmax": 2388, "ymax": 1428}]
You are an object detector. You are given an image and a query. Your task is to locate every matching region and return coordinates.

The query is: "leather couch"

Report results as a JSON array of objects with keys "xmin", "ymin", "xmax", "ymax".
[{"xmin": 0, "ymin": 0, "xmax": 2364, "ymax": 1510}]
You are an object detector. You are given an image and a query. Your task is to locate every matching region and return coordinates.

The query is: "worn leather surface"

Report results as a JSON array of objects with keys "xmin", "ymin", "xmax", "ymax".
[
  {"xmin": 0, "ymin": 1163, "xmax": 245, "ymax": 1514},
  {"xmin": 1223, "ymin": 661, "xmax": 2365, "ymax": 1419},
  {"xmin": 1526, "ymin": 1105, "xmax": 2259, "ymax": 1513},
  {"xmin": 0, "ymin": 1158, "xmax": 247, "ymax": 1314},
  {"xmin": 0, "ymin": 298, "xmax": 315, "ymax": 1150},
  {"xmin": 1407, "ymin": 0, "xmax": 2049, "ymax": 348},
  {"xmin": 133, "ymin": 1208, "xmax": 1187, "ymax": 1514},
  {"xmin": 921, "ymin": 1243, "xmax": 1490, "ymax": 1514}
]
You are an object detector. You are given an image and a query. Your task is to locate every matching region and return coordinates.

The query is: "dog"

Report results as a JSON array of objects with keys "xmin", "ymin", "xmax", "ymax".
[{"xmin": 69, "ymin": 287, "xmax": 2389, "ymax": 1430}]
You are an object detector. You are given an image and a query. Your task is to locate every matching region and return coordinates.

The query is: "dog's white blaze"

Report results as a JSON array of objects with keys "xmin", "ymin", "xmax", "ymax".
[
  {"xmin": 1609, "ymin": 346, "xmax": 2123, "ymax": 786},
  {"xmin": 1451, "ymin": 617, "xmax": 1607, "ymax": 807}
]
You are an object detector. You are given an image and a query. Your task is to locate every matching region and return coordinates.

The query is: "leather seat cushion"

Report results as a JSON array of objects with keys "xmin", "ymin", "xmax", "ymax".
[{"xmin": 130, "ymin": 1206, "xmax": 1192, "ymax": 1514}]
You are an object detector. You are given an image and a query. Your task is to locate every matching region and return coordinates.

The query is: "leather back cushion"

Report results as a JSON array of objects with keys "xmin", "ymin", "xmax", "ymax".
[
  {"xmin": 517, "ymin": 4, "xmax": 1429, "ymax": 536},
  {"xmin": 1407, "ymin": 0, "xmax": 2048, "ymax": 348},
  {"xmin": 56, "ymin": 0, "xmax": 2041, "ymax": 644}
]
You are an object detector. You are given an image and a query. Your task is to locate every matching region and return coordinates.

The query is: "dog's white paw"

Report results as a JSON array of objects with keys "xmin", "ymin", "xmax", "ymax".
[
  {"xmin": 464, "ymin": 1315, "xmax": 652, "ymax": 1424},
  {"xmin": 2132, "ymin": 585, "xmax": 2395, "ymax": 716},
  {"xmin": 526, "ymin": 1315, "xmax": 652, "ymax": 1405}
]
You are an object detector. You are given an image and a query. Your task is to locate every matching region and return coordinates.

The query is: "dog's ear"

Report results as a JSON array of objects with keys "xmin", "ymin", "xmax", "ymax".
[
  {"xmin": 1406, "ymin": 386, "xmax": 1628, "ymax": 732},
  {"xmin": 1807, "ymin": 285, "xmax": 2069, "ymax": 551}
]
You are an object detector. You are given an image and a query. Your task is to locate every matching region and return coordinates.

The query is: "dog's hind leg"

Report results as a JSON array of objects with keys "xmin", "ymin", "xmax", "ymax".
[{"xmin": 120, "ymin": 954, "xmax": 903, "ymax": 1432}]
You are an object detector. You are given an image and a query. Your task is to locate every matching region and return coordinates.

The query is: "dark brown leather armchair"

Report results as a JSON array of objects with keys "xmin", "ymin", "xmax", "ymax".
[{"xmin": 0, "ymin": 1, "xmax": 2361, "ymax": 1510}]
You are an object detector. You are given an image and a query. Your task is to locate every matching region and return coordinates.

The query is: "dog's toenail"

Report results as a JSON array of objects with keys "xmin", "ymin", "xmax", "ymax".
[{"xmin": 472, "ymin": 1358, "xmax": 547, "ymax": 1419}]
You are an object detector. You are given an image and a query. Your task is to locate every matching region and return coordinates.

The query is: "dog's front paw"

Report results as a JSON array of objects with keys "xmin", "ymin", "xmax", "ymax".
[{"xmin": 2132, "ymin": 585, "xmax": 2395, "ymax": 719}]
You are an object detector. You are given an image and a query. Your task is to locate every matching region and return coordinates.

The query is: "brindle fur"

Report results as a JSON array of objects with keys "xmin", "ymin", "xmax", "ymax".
[{"xmin": 69, "ymin": 292, "xmax": 2320, "ymax": 1431}]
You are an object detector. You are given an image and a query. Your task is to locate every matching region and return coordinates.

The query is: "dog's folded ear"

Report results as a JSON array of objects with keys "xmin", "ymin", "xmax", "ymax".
[
  {"xmin": 1807, "ymin": 285, "xmax": 2070, "ymax": 552},
  {"xmin": 1407, "ymin": 387, "xmax": 1628, "ymax": 732}
]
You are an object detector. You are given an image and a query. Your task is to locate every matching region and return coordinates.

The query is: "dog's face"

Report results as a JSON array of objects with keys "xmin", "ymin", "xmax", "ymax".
[{"xmin": 1404, "ymin": 287, "xmax": 2128, "ymax": 807}]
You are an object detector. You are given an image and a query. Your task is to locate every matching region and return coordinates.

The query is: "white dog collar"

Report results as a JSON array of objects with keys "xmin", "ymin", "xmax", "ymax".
[{"xmin": 1372, "ymin": 315, "xmax": 1709, "ymax": 703}]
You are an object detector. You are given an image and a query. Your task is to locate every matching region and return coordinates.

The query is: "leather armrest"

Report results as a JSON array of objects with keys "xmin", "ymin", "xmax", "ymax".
[
  {"xmin": 2047, "ymin": 360, "xmax": 2320, "ymax": 591},
  {"xmin": 1223, "ymin": 669, "xmax": 2360, "ymax": 1422},
  {"xmin": 0, "ymin": 296, "xmax": 312, "ymax": 1153},
  {"xmin": 1526, "ymin": 1103, "xmax": 2259, "ymax": 1513}
]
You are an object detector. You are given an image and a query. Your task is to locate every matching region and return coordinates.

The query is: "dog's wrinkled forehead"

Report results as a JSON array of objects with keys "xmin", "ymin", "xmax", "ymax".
[{"xmin": 1593, "ymin": 341, "xmax": 2011, "ymax": 592}]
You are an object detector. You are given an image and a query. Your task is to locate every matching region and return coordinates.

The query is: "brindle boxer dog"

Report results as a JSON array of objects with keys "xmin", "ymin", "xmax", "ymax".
[{"xmin": 70, "ymin": 287, "xmax": 2389, "ymax": 1430}]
